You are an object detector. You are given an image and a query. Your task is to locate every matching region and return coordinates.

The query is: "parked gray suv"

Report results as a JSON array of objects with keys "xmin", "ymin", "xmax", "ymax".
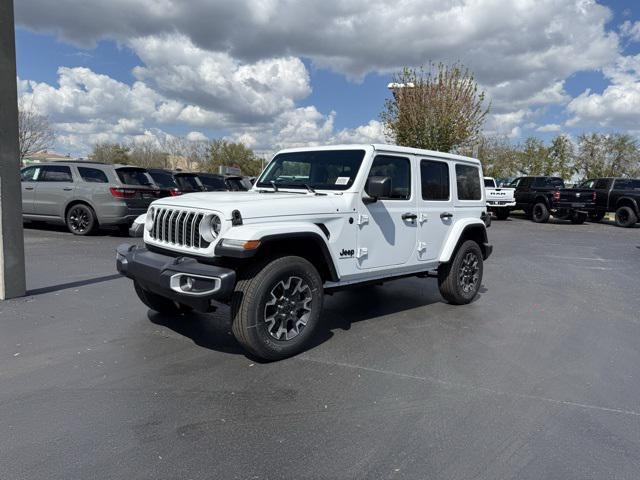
[{"xmin": 21, "ymin": 162, "xmax": 160, "ymax": 235}]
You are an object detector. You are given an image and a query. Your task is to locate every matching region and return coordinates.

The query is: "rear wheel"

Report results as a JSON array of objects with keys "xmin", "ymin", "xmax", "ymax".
[
  {"xmin": 532, "ymin": 202, "xmax": 550, "ymax": 223},
  {"xmin": 438, "ymin": 240, "xmax": 483, "ymax": 305},
  {"xmin": 134, "ymin": 282, "xmax": 192, "ymax": 314},
  {"xmin": 615, "ymin": 206, "xmax": 638, "ymax": 228},
  {"xmin": 231, "ymin": 256, "xmax": 324, "ymax": 361},
  {"xmin": 66, "ymin": 204, "xmax": 97, "ymax": 235},
  {"xmin": 495, "ymin": 209, "xmax": 509, "ymax": 220}
]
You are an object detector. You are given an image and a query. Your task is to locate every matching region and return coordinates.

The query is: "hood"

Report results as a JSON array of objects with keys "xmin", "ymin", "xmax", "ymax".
[{"xmin": 151, "ymin": 190, "xmax": 348, "ymax": 219}]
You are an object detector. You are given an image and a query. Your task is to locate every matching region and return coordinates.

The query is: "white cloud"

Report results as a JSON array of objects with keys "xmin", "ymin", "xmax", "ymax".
[
  {"xmin": 536, "ymin": 123, "xmax": 562, "ymax": 133},
  {"xmin": 620, "ymin": 20, "xmax": 640, "ymax": 42},
  {"xmin": 567, "ymin": 54, "xmax": 640, "ymax": 128},
  {"xmin": 186, "ymin": 131, "xmax": 208, "ymax": 142}
]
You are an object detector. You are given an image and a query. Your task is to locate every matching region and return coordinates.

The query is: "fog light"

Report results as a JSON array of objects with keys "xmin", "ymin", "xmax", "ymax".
[{"xmin": 181, "ymin": 276, "xmax": 194, "ymax": 292}]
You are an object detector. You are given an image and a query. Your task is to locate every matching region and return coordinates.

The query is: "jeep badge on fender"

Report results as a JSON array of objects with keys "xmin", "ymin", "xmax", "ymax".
[{"xmin": 116, "ymin": 144, "xmax": 492, "ymax": 361}]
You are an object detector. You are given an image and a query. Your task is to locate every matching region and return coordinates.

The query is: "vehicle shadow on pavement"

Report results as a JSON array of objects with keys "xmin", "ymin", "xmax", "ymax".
[
  {"xmin": 24, "ymin": 221, "xmax": 130, "ymax": 237},
  {"xmin": 147, "ymin": 280, "xmax": 458, "ymax": 361}
]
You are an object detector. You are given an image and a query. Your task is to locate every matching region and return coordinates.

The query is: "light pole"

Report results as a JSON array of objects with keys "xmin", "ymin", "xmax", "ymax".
[{"xmin": 0, "ymin": 0, "xmax": 26, "ymax": 299}]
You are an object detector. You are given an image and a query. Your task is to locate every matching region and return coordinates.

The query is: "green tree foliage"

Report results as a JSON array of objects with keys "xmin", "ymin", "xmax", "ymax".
[
  {"xmin": 205, "ymin": 139, "xmax": 263, "ymax": 176},
  {"xmin": 518, "ymin": 137, "xmax": 548, "ymax": 175},
  {"xmin": 473, "ymin": 136, "xmax": 520, "ymax": 178},
  {"xmin": 89, "ymin": 142, "xmax": 130, "ymax": 164},
  {"xmin": 548, "ymin": 134, "xmax": 575, "ymax": 179},
  {"xmin": 575, "ymin": 133, "xmax": 640, "ymax": 179},
  {"xmin": 381, "ymin": 63, "xmax": 489, "ymax": 152}
]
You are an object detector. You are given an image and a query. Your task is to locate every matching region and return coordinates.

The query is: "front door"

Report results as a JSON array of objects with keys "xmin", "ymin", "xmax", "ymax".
[
  {"xmin": 20, "ymin": 165, "xmax": 40, "ymax": 214},
  {"xmin": 356, "ymin": 154, "xmax": 417, "ymax": 270},
  {"xmin": 34, "ymin": 165, "xmax": 76, "ymax": 217},
  {"xmin": 416, "ymin": 159, "xmax": 454, "ymax": 262}
]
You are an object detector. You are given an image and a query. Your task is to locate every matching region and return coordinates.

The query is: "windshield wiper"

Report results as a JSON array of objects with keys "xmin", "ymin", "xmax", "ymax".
[
  {"xmin": 302, "ymin": 183, "xmax": 315, "ymax": 194},
  {"xmin": 270, "ymin": 181, "xmax": 279, "ymax": 192}
]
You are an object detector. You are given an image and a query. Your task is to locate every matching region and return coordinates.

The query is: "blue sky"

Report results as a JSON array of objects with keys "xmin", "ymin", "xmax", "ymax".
[{"xmin": 13, "ymin": 0, "xmax": 640, "ymax": 156}]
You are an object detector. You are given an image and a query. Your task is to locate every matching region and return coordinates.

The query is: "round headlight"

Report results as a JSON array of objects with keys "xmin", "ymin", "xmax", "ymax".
[
  {"xmin": 200, "ymin": 214, "xmax": 222, "ymax": 242},
  {"xmin": 210, "ymin": 214, "xmax": 221, "ymax": 237},
  {"xmin": 144, "ymin": 208, "xmax": 155, "ymax": 231}
]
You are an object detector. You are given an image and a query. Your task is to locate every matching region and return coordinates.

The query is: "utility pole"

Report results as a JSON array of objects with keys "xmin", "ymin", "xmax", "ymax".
[{"xmin": 0, "ymin": 0, "xmax": 26, "ymax": 299}]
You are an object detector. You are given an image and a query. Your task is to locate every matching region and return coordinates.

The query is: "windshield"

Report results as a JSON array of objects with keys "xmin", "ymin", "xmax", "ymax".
[
  {"xmin": 257, "ymin": 150, "xmax": 366, "ymax": 190},
  {"xmin": 175, "ymin": 174, "xmax": 204, "ymax": 191},
  {"xmin": 148, "ymin": 171, "xmax": 178, "ymax": 189},
  {"xmin": 116, "ymin": 168, "xmax": 154, "ymax": 186},
  {"xmin": 199, "ymin": 175, "xmax": 227, "ymax": 191}
]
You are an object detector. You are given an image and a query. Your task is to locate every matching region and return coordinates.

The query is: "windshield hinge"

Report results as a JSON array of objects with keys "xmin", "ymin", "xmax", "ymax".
[
  {"xmin": 357, "ymin": 214, "xmax": 369, "ymax": 226},
  {"xmin": 356, "ymin": 247, "xmax": 368, "ymax": 259}
]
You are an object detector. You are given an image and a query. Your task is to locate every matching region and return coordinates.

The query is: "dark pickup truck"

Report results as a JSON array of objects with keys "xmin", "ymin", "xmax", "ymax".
[
  {"xmin": 510, "ymin": 176, "xmax": 596, "ymax": 224},
  {"xmin": 578, "ymin": 177, "xmax": 640, "ymax": 227}
]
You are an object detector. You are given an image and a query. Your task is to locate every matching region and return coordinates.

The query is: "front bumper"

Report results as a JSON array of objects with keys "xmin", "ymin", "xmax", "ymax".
[
  {"xmin": 482, "ymin": 242, "xmax": 493, "ymax": 260},
  {"xmin": 116, "ymin": 244, "xmax": 236, "ymax": 312}
]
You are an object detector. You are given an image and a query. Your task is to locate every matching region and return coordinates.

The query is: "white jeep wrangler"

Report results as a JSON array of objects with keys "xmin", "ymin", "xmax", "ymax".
[{"xmin": 117, "ymin": 144, "xmax": 492, "ymax": 360}]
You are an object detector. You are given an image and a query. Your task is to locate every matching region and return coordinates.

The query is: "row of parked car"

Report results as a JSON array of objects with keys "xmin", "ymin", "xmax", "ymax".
[
  {"xmin": 484, "ymin": 175, "xmax": 640, "ymax": 227},
  {"xmin": 20, "ymin": 161, "xmax": 253, "ymax": 235}
]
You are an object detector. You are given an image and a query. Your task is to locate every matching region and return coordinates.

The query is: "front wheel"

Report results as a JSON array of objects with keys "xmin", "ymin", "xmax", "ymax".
[
  {"xmin": 438, "ymin": 240, "xmax": 484, "ymax": 305},
  {"xmin": 231, "ymin": 256, "xmax": 324, "ymax": 361},
  {"xmin": 615, "ymin": 206, "xmax": 638, "ymax": 228}
]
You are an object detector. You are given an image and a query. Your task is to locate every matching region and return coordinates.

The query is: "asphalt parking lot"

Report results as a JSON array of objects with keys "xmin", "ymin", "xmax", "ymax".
[{"xmin": 1, "ymin": 217, "xmax": 639, "ymax": 479}]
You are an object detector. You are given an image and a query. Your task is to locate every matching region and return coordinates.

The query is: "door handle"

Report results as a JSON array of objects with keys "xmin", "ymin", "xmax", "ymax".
[
  {"xmin": 440, "ymin": 212, "xmax": 453, "ymax": 219},
  {"xmin": 402, "ymin": 212, "xmax": 417, "ymax": 221},
  {"xmin": 63, "ymin": 187, "xmax": 73, "ymax": 191},
  {"xmin": 24, "ymin": 186, "xmax": 34, "ymax": 191}
]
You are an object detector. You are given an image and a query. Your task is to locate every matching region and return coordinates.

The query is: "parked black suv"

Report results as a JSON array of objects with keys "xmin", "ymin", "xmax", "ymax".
[
  {"xmin": 147, "ymin": 169, "xmax": 206, "ymax": 197},
  {"xmin": 197, "ymin": 173, "xmax": 251, "ymax": 191},
  {"xmin": 578, "ymin": 177, "xmax": 640, "ymax": 227},
  {"xmin": 510, "ymin": 176, "xmax": 596, "ymax": 224}
]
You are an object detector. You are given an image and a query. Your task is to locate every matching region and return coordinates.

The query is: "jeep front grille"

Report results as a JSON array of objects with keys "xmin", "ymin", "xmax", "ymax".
[{"xmin": 149, "ymin": 208, "xmax": 210, "ymax": 249}]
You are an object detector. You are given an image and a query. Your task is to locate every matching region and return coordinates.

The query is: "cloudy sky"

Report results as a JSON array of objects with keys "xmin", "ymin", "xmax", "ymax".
[{"xmin": 13, "ymin": 0, "xmax": 640, "ymax": 156}]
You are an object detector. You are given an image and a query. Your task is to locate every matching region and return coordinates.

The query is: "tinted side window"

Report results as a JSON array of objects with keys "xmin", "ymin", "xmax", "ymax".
[
  {"xmin": 41, "ymin": 166, "xmax": 73, "ymax": 182},
  {"xmin": 594, "ymin": 179, "xmax": 609, "ymax": 189},
  {"xmin": 21, "ymin": 166, "xmax": 40, "ymax": 181},
  {"xmin": 116, "ymin": 168, "xmax": 153, "ymax": 186},
  {"xmin": 366, "ymin": 155, "xmax": 411, "ymax": 200},
  {"xmin": 614, "ymin": 179, "xmax": 640, "ymax": 190},
  {"xmin": 455, "ymin": 164, "xmax": 481, "ymax": 200},
  {"xmin": 546, "ymin": 177, "xmax": 565, "ymax": 188},
  {"xmin": 199, "ymin": 176, "xmax": 226, "ymax": 190},
  {"xmin": 78, "ymin": 167, "xmax": 108, "ymax": 183},
  {"xmin": 421, "ymin": 160, "xmax": 449, "ymax": 201}
]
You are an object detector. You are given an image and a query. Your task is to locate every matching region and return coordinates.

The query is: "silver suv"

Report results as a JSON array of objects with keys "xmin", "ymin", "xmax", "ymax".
[{"xmin": 21, "ymin": 162, "xmax": 160, "ymax": 235}]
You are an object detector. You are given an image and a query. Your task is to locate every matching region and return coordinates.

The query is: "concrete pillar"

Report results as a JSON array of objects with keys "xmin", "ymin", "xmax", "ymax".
[{"xmin": 0, "ymin": 0, "xmax": 26, "ymax": 299}]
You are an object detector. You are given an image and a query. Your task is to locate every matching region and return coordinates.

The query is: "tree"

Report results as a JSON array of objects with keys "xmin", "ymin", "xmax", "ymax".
[
  {"xmin": 18, "ymin": 98, "xmax": 55, "ymax": 162},
  {"xmin": 518, "ymin": 137, "xmax": 548, "ymax": 175},
  {"xmin": 206, "ymin": 139, "xmax": 262, "ymax": 176},
  {"xmin": 127, "ymin": 140, "xmax": 169, "ymax": 168},
  {"xmin": 89, "ymin": 142, "xmax": 129, "ymax": 164},
  {"xmin": 548, "ymin": 134, "xmax": 575, "ymax": 179},
  {"xmin": 473, "ymin": 135, "xmax": 520, "ymax": 178},
  {"xmin": 381, "ymin": 62, "xmax": 489, "ymax": 152},
  {"xmin": 574, "ymin": 133, "xmax": 639, "ymax": 180}
]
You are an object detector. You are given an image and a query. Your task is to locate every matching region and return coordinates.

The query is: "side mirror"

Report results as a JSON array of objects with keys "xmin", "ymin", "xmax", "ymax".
[{"xmin": 364, "ymin": 176, "xmax": 391, "ymax": 203}]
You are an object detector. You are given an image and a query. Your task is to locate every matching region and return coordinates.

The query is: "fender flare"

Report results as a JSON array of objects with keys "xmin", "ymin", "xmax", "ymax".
[
  {"xmin": 438, "ymin": 218, "xmax": 489, "ymax": 263},
  {"xmin": 615, "ymin": 196, "xmax": 639, "ymax": 213},
  {"xmin": 215, "ymin": 222, "xmax": 339, "ymax": 282}
]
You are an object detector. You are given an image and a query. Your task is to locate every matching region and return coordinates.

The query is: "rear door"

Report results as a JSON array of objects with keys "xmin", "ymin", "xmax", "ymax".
[
  {"xmin": 356, "ymin": 154, "xmax": 417, "ymax": 270},
  {"xmin": 34, "ymin": 165, "xmax": 76, "ymax": 217},
  {"xmin": 416, "ymin": 159, "xmax": 453, "ymax": 262},
  {"xmin": 594, "ymin": 178, "xmax": 612, "ymax": 211},
  {"xmin": 21, "ymin": 166, "xmax": 40, "ymax": 214}
]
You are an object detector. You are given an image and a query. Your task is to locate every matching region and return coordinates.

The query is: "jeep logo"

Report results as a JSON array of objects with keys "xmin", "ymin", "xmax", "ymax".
[{"xmin": 339, "ymin": 248, "xmax": 355, "ymax": 258}]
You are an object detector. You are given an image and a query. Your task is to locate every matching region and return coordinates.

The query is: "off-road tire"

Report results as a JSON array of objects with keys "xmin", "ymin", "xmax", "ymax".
[
  {"xmin": 66, "ymin": 203, "xmax": 97, "ymax": 235},
  {"xmin": 615, "ymin": 206, "xmax": 638, "ymax": 228},
  {"xmin": 134, "ymin": 282, "xmax": 192, "ymax": 314},
  {"xmin": 231, "ymin": 256, "xmax": 324, "ymax": 361},
  {"xmin": 495, "ymin": 209, "xmax": 510, "ymax": 220},
  {"xmin": 438, "ymin": 240, "xmax": 483, "ymax": 305},
  {"xmin": 570, "ymin": 212, "xmax": 587, "ymax": 224},
  {"xmin": 532, "ymin": 202, "xmax": 550, "ymax": 223}
]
